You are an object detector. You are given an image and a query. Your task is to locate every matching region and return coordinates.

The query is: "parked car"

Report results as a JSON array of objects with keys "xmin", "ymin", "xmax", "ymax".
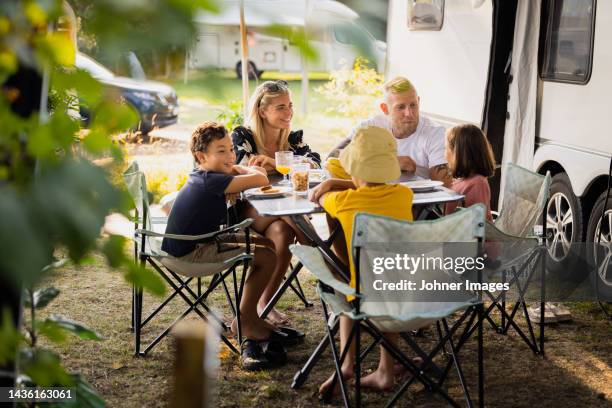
[{"xmin": 76, "ymin": 52, "xmax": 178, "ymax": 133}]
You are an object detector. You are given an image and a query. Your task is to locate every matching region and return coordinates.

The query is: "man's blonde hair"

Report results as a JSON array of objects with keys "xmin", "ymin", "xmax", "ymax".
[{"xmin": 383, "ymin": 76, "xmax": 417, "ymax": 96}]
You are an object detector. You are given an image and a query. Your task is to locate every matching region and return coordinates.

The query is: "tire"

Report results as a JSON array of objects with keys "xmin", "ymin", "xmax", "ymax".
[
  {"xmin": 545, "ymin": 173, "xmax": 585, "ymax": 273},
  {"xmin": 586, "ymin": 190, "xmax": 612, "ymax": 301},
  {"xmin": 235, "ymin": 61, "xmax": 260, "ymax": 80},
  {"xmin": 543, "ymin": 173, "xmax": 588, "ymax": 299}
]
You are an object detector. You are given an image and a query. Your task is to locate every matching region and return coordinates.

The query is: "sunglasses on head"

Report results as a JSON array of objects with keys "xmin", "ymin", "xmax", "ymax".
[{"xmin": 261, "ymin": 80, "xmax": 289, "ymax": 92}]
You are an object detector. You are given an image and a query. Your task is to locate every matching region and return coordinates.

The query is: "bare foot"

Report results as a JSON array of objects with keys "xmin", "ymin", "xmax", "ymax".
[
  {"xmin": 360, "ymin": 369, "xmax": 394, "ymax": 391},
  {"xmin": 319, "ymin": 366, "xmax": 354, "ymax": 400},
  {"xmin": 258, "ymin": 304, "xmax": 289, "ymax": 325},
  {"xmin": 230, "ymin": 318, "xmax": 271, "ymax": 341},
  {"xmin": 393, "ymin": 357, "xmax": 423, "ymax": 376}
]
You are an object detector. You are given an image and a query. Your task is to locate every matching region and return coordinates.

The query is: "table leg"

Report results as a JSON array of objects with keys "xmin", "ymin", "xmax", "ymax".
[{"xmin": 260, "ymin": 261, "xmax": 303, "ymax": 319}]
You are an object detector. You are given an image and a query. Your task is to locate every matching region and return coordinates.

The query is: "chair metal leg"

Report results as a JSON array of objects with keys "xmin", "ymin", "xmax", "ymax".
[
  {"xmin": 292, "ymin": 318, "xmax": 338, "ymax": 389},
  {"xmin": 222, "ymin": 270, "xmax": 237, "ymax": 318},
  {"xmin": 442, "ymin": 319, "xmax": 473, "ymax": 408},
  {"xmin": 130, "ymin": 285, "xmax": 135, "ymax": 333},
  {"xmin": 141, "ymin": 276, "xmax": 193, "ymax": 328},
  {"xmin": 134, "ymin": 286, "xmax": 143, "ymax": 356},
  {"xmin": 539, "ymin": 246, "xmax": 546, "ymax": 356},
  {"xmin": 232, "ymin": 266, "xmax": 242, "ymax": 347},
  {"xmin": 478, "ymin": 303, "xmax": 484, "ymax": 408},
  {"xmin": 365, "ymin": 321, "xmax": 460, "ymax": 408},
  {"xmin": 141, "ymin": 292, "xmax": 239, "ymax": 356},
  {"xmin": 355, "ymin": 317, "xmax": 361, "ymax": 408},
  {"xmin": 320, "ymin": 300, "xmax": 351, "ymax": 408},
  {"xmin": 291, "ymin": 272, "xmax": 313, "ymax": 307},
  {"xmin": 500, "ymin": 268, "xmax": 507, "ymax": 333}
]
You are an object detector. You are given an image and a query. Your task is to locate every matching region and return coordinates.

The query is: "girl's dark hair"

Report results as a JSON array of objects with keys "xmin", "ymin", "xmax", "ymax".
[
  {"xmin": 190, "ymin": 121, "xmax": 228, "ymax": 164},
  {"xmin": 447, "ymin": 124, "xmax": 496, "ymax": 179}
]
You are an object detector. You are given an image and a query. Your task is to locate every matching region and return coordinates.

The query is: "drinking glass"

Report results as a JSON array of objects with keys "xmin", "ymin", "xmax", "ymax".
[
  {"xmin": 275, "ymin": 151, "xmax": 294, "ymax": 185},
  {"xmin": 291, "ymin": 163, "xmax": 310, "ymax": 195}
]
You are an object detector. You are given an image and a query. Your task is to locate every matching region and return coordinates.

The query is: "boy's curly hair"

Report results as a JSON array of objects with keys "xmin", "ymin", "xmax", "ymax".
[{"xmin": 190, "ymin": 122, "xmax": 228, "ymax": 164}]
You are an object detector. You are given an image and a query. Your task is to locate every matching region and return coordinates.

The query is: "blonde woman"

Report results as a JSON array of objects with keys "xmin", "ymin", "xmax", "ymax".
[
  {"xmin": 232, "ymin": 80, "xmax": 321, "ymax": 169},
  {"xmin": 231, "ymin": 80, "xmax": 319, "ymax": 327}
]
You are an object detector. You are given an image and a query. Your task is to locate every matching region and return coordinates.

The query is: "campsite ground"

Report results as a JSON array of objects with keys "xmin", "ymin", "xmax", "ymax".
[{"xmin": 40, "ymin": 255, "xmax": 611, "ymax": 407}]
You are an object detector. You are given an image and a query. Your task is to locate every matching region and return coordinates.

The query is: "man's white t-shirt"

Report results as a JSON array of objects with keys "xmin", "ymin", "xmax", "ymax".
[{"xmin": 347, "ymin": 115, "xmax": 447, "ymax": 179}]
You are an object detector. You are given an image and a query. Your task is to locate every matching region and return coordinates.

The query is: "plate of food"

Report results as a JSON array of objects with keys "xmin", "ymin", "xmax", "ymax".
[
  {"xmin": 402, "ymin": 180, "xmax": 444, "ymax": 193},
  {"xmin": 308, "ymin": 169, "xmax": 326, "ymax": 185},
  {"xmin": 244, "ymin": 185, "xmax": 292, "ymax": 198}
]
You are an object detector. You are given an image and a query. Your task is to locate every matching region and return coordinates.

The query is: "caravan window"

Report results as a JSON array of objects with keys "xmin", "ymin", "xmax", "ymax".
[
  {"xmin": 540, "ymin": 0, "xmax": 595, "ymax": 84},
  {"xmin": 407, "ymin": 0, "xmax": 444, "ymax": 31}
]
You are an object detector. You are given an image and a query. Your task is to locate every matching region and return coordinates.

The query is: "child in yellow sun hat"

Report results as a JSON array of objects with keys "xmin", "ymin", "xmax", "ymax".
[{"xmin": 310, "ymin": 125, "xmax": 414, "ymax": 397}]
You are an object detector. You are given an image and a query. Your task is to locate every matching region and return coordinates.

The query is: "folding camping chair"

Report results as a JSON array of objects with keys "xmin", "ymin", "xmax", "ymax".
[
  {"xmin": 123, "ymin": 162, "xmax": 253, "ymax": 356},
  {"xmin": 290, "ymin": 204, "xmax": 487, "ymax": 408},
  {"xmin": 479, "ymin": 163, "xmax": 551, "ymax": 355}
]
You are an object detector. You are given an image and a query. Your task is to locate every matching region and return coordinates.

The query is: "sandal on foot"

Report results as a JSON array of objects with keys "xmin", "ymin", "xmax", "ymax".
[
  {"xmin": 277, "ymin": 326, "xmax": 305, "ymax": 345},
  {"xmin": 241, "ymin": 339, "xmax": 272, "ymax": 371},
  {"xmin": 261, "ymin": 340, "xmax": 287, "ymax": 366}
]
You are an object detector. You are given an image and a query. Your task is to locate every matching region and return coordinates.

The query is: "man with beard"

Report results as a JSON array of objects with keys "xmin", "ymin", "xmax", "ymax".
[{"xmin": 327, "ymin": 76, "xmax": 450, "ymax": 184}]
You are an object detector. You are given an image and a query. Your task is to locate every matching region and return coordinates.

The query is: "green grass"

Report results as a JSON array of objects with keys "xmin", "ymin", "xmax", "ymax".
[{"xmin": 36, "ymin": 246, "xmax": 612, "ymax": 408}]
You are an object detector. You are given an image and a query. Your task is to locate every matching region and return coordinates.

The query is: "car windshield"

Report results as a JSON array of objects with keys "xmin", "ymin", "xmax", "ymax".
[{"xmin": 76, "ymin": 53, "xmax": 115, "ymax": 80}]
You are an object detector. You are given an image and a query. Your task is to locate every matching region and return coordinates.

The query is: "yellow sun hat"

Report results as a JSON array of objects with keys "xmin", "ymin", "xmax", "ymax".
[{"xmin": 338, "ymin": 126, "xmax": 400, "ymax": 183}]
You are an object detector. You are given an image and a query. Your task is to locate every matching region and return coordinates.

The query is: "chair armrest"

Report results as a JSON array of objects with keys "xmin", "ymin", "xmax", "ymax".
[
  {"xmin": 290, "ymin": 244, "xmax": 359, "ymax": 298},
  {"xmin": 150, "ymin": 216, "xmax": 168, "ymax": 225},
  {"xmin": 136, "ymin": 218, "xmax": 254, "ymax": 242}
]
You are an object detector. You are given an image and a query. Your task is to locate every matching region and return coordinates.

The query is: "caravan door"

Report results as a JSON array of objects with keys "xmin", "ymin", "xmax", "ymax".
[{"xmin": 191, "ymin": 33, "xmax": 220, "ymax": 68}]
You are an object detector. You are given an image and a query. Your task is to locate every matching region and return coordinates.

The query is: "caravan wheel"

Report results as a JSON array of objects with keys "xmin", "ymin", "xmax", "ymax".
[
  {"xmin": 586, "ymin": 191, "xmax": 612, "ymax": 300},
  {"xmin": 236, "ymin": 61, "xmax": 261, "ymax": 80},
  {"xmin": 545, "ymin": 173, "xmax": 585, "ymax": 272}
]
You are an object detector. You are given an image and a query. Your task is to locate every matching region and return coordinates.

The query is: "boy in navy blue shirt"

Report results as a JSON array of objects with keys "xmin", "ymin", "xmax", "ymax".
[{"xmin": 162, "ymin": 122, "xmax": 284, "ymax": 370}]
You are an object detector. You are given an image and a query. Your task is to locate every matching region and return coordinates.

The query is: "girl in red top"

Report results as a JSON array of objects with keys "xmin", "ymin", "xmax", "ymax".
[{"xmin": 444, "ymin": 124, "xmax": 496, "ymax": 220}]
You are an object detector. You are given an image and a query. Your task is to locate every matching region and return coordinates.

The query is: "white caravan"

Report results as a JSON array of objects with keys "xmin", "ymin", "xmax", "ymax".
[
  {"xmin": 387, "ymin": 0, "xmax": 612, "ymax": 269},
  {"xmin": 191, "ymin": 0, "xmax": 386, "ymax": 77}
]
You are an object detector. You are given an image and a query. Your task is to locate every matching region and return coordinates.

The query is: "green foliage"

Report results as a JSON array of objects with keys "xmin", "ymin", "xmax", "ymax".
[
  {"xmin": 125, "ymin": 262, "xmax": 165, "ymax": 297},
  {"xmin": 24, "ymin": 287, "xmax": 60, "ymax": 309},
  {"xmin": 216, "ymin": 99, "xmax": 244, "ymax": 131},
  {"xmin": 19, "ymin": 280, "xmax": 105, "ymax": 401},
  {"xmin": 0, "ymin": 309, "xmax": 23, "ymax": 366},
  {"xmin": 0, "ymin": 0, "xmax": 221, "ymax": 403},
  {"xmin": 70, "ymin": 373, "xmax": 106, "ymax": 408},
  {"xmin": 315, "ymin": 57, "xmax": 384, "ymax": 119},
  {"xmin": 44, "ymin": 315, "xmax": 103, "ymax": 341},
  {"xmin": 1, "ymin": 0, "xmax": 322, "ymax": 403},
  {"xmin": 69, "ymin": 0, "xmax": 220, "ymax": 59},
  {"xmin": 20, "ymin": 347, "xmax": 73, "ymax": 386}
]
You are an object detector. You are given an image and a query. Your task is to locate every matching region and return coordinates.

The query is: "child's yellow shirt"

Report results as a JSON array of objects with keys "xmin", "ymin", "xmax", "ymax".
[{"xmin": 323, "ymin": 184, "xmax": 414, "ymax": 291}]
